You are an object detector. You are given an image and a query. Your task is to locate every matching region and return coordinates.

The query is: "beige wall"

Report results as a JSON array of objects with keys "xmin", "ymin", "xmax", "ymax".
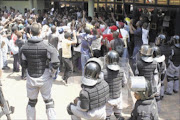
[
  {"xmin": 0, "ymin": 0, "xmax": 45, "ymax": 14},
  {"xmin": 0, "ymin": 1, "xmax": 32, "ymax": 13}
]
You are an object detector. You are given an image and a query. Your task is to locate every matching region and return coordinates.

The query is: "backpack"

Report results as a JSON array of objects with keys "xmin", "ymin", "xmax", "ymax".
[{"xmin": 114, "ymin": 38, "xmax": 124, "ymax": 56}]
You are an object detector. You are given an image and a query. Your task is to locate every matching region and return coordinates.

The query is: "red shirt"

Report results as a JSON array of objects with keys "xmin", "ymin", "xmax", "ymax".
[{"xmin": 103, "ymin": 33, "xmax": 122, "ymax": 41}]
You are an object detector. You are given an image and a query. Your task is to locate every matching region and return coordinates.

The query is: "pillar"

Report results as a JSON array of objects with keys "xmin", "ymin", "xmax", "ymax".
[{"xmin": 88, "ymin": 0, "xmax": 94, "ymax": 18}]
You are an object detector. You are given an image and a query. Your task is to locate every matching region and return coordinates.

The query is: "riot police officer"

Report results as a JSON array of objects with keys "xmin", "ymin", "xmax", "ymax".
[
  {"xmin": 135, "ymin": 45, "xmax": 158, "ymax": 95},
  {"xmin": 67, "ymin": 58, "xmax": 109, "ymax": 120},
  {"xmin": 129, "ymin": 76, "xmax": 159, "ymax": 120},
  {"xmin": 155, "ymin": 34, "xmax": 171, "ymax": 65},
  {"xmin": 102, "ymin": 51, "xmax": 126, "ymax": 120},
  {"xmin": 20, "ymin": 23, "xmax": 60, "ymax": 119},
  {"xmin": 153, "ymin": 46, "xmax": 166, "ymax": 112},
  {"xmin": 165, "ymin": 35, "xmax": 180, "ymax": 95}
]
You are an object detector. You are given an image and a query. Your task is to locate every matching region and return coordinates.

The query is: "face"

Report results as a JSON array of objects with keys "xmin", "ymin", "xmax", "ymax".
[
  {"xmin": 136, "ymin": 21, "xmax": 139, "ymax": 27},
  {"xmin": 134, "ymin": 93, "xmax": 141, "ymax": 100}
]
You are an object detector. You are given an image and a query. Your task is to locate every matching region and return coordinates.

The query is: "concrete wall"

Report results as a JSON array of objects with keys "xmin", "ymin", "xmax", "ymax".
[{"xmin": 0, "ymin": 0, "xmax": 45, "ymax": 14}]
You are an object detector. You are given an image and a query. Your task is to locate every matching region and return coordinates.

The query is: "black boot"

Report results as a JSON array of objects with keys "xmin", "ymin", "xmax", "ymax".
[
  {"xmin": 106, "ymin": 116, "xmax": 111, "ymax": 120},
  {"xmin": 114, "ymin": 113, "xmax": 124, "ymax": 120}
]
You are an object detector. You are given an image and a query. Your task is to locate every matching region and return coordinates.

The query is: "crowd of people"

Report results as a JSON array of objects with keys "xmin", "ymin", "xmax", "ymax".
[{"xmin": 0, "ymin": 6, "xmax": 179, "ymax": 120}]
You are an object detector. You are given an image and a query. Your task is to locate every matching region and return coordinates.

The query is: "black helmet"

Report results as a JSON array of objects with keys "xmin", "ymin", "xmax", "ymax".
[
  {"xmin": 155, "ymin": 34, "xmax": 166, "ymax": 46},
  {"xmin": 172, "ymin": 35, "xmax": 180, "ymax": 48},
  {"xmin": 153, "ymin": 46, "xmax": 165, "ymax": 63},
  {"xmin": 82, "ymin": 61, "xmax": 101, "ymax": 86},
  {"xmin": 140, "ymin": 45, "xmax": 153, "ymax": 56},
  {"xmin": 140, "ymin": 45, "xmax": 153, "ymax": 62},
  {"xmin": 106, "ymin": 50, "xmax": 120, "ymax": 71},
  {"xmin": 153, "ymin": 46, "xmax": 161, "ymax": 57}
]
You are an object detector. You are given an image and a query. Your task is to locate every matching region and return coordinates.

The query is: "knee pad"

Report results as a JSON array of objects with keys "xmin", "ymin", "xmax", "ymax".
[
  {"xmin": 28, "ymin": 99, "xmax": 38, "ymax": 107},
  {"xmin": 167, "ymin": 76, "xmax": 174, "ymax": 82},
  {"xmin": 174, "ymin": 76, "xmax": 179, "ymax": 81},
  {"xmin": 44, "ymin": 99, "xmax": 54, "ymax": 109}
]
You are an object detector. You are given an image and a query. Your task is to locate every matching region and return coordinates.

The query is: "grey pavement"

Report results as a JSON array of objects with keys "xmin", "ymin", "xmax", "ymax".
[{"xmin": 0, "ymin": 57, "xmax": 179, "ymax": 120}]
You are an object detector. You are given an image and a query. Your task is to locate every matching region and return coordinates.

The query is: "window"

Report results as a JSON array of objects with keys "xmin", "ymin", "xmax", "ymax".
[
  {"xmin": 125, "ymin": 0, "xmax": 133, "ymax": 2},
  {"xmin": 107, "ymin": 3, "xmax": 114, "ymax": 12},
  {"xmin": 107, "ymin": 0, "xmax": 114, "ymax": 2},
  {"xmin": 170, "ymin": 0, "xmax": 180, "ymax": 5},
  {"xmin": 157, "ymin": 0, "xmax": 167, "ymax": 4},
  {"xmin": 115, "ymin": 4, "xmax": 123, "ymax": 13},
  {"xmin": 99, "ymin": 3, "xmax": 106, "ymax": 12},
  {"xmin": 145, "ymin": 0, "xmax": 155, "ymax": 4},
  {"xmin": 99, "ymin": 0, "xmax": 106, "ymax": 2},
  {"xmin": 134, "ymin": 0, "xmax": 144, "ymax": 3}
]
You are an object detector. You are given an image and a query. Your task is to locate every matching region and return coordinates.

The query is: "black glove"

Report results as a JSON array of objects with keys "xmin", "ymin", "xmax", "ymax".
[{"xmin": 67, "ymin": 103, "xmax": 75, "ymax": 115}]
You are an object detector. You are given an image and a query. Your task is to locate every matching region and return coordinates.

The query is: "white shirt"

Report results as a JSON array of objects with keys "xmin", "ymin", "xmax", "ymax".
[
  {"xmin": 91, "ymin": 36, "xmax": 102, "ymax": 50},
  {"xmin": 142, "ymin": 28, "xmax": 149, "ymax": 45}
]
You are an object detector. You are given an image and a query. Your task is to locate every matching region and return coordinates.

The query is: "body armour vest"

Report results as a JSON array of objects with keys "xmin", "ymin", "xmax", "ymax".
[
  {"xmin": 171, "ymin": 46, "xmax": 180, "ymax": 67},
  {"xmin": 137, "ymin": 58, "xmax": 157, "ymax": 81},
  {"xmin": 103, "ymin": 68, "xmax": 123, "ymax": 99},
  {"xmin": 133, "ymin": 98, "xmax": 158, "ymax": 120},
  {"xmin": 159, "ymin": 44, "xmax": 171, "ymax": 65},
  {"xmin": 21, "ymin": 38, "xmax": 49, "ymax": 78},
  {"xmin": 83, "ymin": 80, "xmax": 109, "ymax": 110}
]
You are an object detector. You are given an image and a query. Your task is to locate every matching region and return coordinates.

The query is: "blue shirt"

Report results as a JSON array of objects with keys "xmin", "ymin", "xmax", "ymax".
[
  {"xmin": 134, "ymin": 27, "xmax": 143, "ymax": 47},
  {"xmin": 78, "ymin": 33, "xmax": 97, "ymax": 55}
]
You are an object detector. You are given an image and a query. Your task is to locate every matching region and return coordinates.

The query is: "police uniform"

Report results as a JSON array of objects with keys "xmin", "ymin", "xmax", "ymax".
[
  {"xmin": 166, "ymin": 44, "xmax": 180, "ymax": 94},
  {"xmin": 130, "ymin": 98, "xmax": 159, "ymax": 120},
  {"xmin": 129, "ymin": 76, "xmax": 159, "ymax": 120},
  {"xmin": 67, "ymin": 58, "xmax": 109, "ymax": 120},
  {"xmin": 102, "ymin": 51, "xmax": 126, "ymax": 120},
  {"xmin": 153, "ymin": 46, "xmax": 166, "ymax": 112},
  {"xmin": 136, "ymin": 53, "xmax": 158, "ymax": 95},
  {"xmin": 21, "ymin": 37, "xmax": 59, "ymax": 119}
]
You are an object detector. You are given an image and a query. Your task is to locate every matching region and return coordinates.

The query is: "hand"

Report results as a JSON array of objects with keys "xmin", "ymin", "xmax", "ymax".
[
  {"xmin": 74, "ymin": 97, "xmax": 79, "ymax": 105},
  {"xmin": 83, "ymin": 11, "xmax": 86, "ymax": 16},
  {"xmin": 130, "ymin": 19, "xmax": 133, "ymax": 25}
]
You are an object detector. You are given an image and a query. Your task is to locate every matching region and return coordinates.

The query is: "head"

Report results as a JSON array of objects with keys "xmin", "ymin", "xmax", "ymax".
[
  {"xmin": 109, "ymin": 25, "xmax": 118, "ymax": 33},
  {"xmin": 84, "ymin": 27, "xmax": 91, "ymax": 34},
  {"xmin": 82, "ymin": 58, "xmax": 103, "ymax": 86},
  {"xmin": 12, "ymin": 25, "xmax": 18, "ymax": 33},
  {"xmin": 172, "ymin": 35, "xmax": 180, "ymax": 48},
  {"xmin": 153, "ymin": 46, "xmax": 165, "ymax": 63},
  {"xmin": 106, "ymin": 50, "xmax": 120, "ymax": 71},
  {"xmin": 51, "ymin": 26, "xmax": 56, "ymax": 34},
  {"xmin": 131, "ymin": 76, "xmax": 153, "ymax": 100},
  {"xmin": 95, "ymin": 22, "xmax": 100, "ymax": 29},
  {"xmin": 118, "ymin": 22, "xmax": 124, "ymax": 29},
  {"xmin": 155, "ymin": 34, "xmax": 167, "ymax": 46},
  {"xmin": 142, "ymin": 22, "xmax": 148, "ymax": 29},
  {"xmin": 136, "ymin": 21, "xmax": 143, "ymax": 27},
  {"xmin": 16, "ymin": 31, "xmax": 22, "ymax": 39},
  {"xmin": 30, "ymin": 23, "xmax": 41, "ymax": 36},
  {"xmin": 139, "ymin": 45, "xmax": 154, "ymax": 62},
  {"xmin": 113, "ymin": 31, "xmax": 119, "ymax": 39},
  {"xmin": 64, "ymin": 32, "xmax": 71, "ymax": 40}
]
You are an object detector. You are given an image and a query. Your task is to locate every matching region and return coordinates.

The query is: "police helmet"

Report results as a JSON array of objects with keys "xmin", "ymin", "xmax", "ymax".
[
  {"xmin": 82, "ymin": 58, "xmax": 103, "ymax": 86},
  {"xmin": 155, "ymin": 34, "xmax": 167, "ymax": 46},
  {"xmin": 172, "ymin": 35, "xmax": 180, "ymax": 48},
  {"xmin": 130, "ymin": 76, "xmax": 153, "ymax": 100},
  {"xmin": 153, "ymin": 46, "xmax": 165, "ymax": 63},
  {"xmin": 106, "ymin": 50, "xmax": 120, "ymax": 71},
  {"xmin": 140, "ymin": 45, "xmax": 153, "ymax": 62}
]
